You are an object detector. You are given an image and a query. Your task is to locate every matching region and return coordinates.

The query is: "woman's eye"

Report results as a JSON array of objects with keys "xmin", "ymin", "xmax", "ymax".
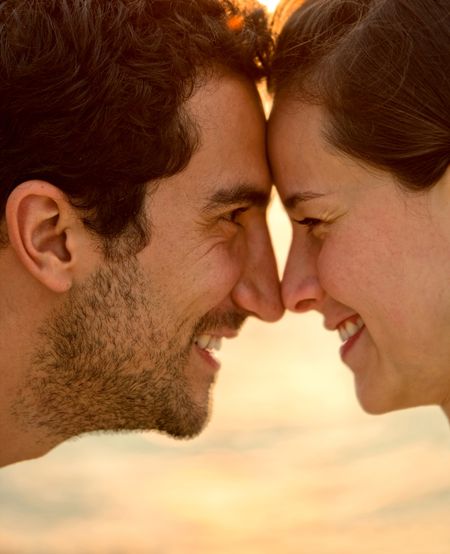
[{"xmin": 296, "ymin": 217, "xmax": 323, "ymax": 230}]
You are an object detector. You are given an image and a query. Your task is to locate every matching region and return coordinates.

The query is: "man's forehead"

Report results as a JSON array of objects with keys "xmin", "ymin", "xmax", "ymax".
[{"xmin": 187, "ymin": 73, "xmax": 261, "ymax": 118}]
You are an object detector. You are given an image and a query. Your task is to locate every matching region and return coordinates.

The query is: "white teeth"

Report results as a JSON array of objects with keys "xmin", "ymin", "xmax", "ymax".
[
  {"xmin": 338, "ymin": 316, "xmax": 364, "ymax": 343},
  {"xmin": 195, "ymin": 335, "xmax": 223, "ymax": 351},
  {"xmin": 212, "ymin": 337, "xmax": 222, "ymax": 351},
  {"xmin": 196, "ymin": 335, "xmax": 210, "ymax": 349}
]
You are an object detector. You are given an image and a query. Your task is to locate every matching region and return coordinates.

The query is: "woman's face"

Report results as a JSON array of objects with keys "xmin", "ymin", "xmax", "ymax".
[{"xmin": 268, "ymin": 100, "xmax": 450, "ymax": 416}]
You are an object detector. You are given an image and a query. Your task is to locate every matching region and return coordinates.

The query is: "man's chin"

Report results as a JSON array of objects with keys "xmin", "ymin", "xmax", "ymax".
[
  {"xmin": 152, "ymin": 393, "xmax": 212, "ymax": 439},
  {"xmin": 156, "ymin": 411, "xmax": 210, "ymax": 439},
  {"xmin": 81, "ymin": 404, "xmax": 211, "ymax": 441},
  {"xmin": 159, "ymin": 422, "xmax": 207, "ymax": 440}
]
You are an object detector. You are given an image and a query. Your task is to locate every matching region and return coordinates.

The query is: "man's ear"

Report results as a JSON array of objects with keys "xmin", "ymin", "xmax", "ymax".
[{"xmin": 5, "ymin": 180, "xmax": 80, "ymax": 293}]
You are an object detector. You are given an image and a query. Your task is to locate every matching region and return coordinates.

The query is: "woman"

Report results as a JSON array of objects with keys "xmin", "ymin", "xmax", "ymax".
[{"xmin": 268, "ymin": 0, "xmax": 450, "ymax": 417}]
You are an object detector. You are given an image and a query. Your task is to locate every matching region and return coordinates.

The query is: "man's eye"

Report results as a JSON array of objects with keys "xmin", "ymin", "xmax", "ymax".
[{"xmin": 223, "ymin": 207, "xmax": 248, "ymax": 225}]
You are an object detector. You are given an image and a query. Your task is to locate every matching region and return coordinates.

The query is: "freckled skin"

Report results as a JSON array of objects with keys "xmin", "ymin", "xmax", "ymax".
[{"xmin": 269, "ymin": 100, "xmax": 450, "ymax": 417}]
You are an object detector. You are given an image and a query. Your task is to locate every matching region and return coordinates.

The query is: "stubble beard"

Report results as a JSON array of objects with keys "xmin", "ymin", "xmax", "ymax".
[{"xmin": 15, "ymin": 259, "xmax": 213, "ymax": 444}]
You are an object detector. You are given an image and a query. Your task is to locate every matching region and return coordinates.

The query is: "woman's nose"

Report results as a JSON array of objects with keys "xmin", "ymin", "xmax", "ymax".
[{"xmin": 281, "ymin": 242, "xmax": 325, "ymax": 313}]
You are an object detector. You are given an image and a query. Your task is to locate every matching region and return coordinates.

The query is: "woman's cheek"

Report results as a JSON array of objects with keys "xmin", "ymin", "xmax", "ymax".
[{"xmin": 317, "ymin": 238, "xmax": 360, "ymax": 304}]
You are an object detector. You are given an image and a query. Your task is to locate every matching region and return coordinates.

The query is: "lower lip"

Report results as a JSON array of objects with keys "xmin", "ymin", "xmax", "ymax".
[
  {"xmin": 340, "ymin": 325, "xmax": 365, "ymax": 360},
  {"xmin": 195, "ymin": 345, "xmax": 221, "ymax": 373}
]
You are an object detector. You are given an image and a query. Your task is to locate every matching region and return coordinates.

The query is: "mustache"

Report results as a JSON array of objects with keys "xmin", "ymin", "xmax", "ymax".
[{"xmin": 192, "ymin": 310, "xmax": 247, "ymax": 337}]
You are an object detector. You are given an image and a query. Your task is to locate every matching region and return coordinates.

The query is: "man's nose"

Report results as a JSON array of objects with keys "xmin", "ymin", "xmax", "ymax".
[
  {"xmin": 231, "ymin": 222, "xmax": 284, "ymax": 322},
  {"xmin": 281, "ymin": 241, "xmax": 325, "ymax": 313}
]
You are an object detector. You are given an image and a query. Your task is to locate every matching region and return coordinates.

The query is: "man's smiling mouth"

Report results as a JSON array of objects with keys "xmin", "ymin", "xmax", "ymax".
[{"xmin": 195, "ymin": 334, "xmax": 223, "ymax": 353}]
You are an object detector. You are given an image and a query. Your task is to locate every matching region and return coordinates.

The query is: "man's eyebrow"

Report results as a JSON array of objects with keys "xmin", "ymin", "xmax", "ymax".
[
  {"xmin": 203, "ymin": 183, "xmax": 270, "ymax": 213},
  {"xmin": 283, "ymin": 191, "xmax": 326, "ymax": 210}
]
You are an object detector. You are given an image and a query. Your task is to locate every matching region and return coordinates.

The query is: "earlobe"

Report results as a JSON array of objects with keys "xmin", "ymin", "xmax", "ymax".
[{"xmin": 5, "ymin": 181, "xmax": 75, "ymax": 293}]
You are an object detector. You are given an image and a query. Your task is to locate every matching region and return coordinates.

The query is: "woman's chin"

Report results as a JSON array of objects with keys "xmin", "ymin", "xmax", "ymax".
[{"xmin": 354, "ymin": 381, "xmax": 404, "ymax": 416}]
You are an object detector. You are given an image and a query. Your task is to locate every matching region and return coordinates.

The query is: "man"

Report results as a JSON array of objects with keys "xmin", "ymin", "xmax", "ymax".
[{"xmin": 0, "ymin": 0, "xmax": 283, "ymax": 467}]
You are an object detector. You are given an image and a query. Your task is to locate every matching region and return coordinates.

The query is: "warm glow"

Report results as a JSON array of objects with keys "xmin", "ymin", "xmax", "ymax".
[
  {"xmin": 1, "ymin": 2, "xmax": 449, "ymax": 552},
  {"xmin": 1, "ymin": 198, "xmax": 449, "ymax": 554},
  {"xmin": 259, "ymin": 0, "xmax": 279, "ymax": 12}
]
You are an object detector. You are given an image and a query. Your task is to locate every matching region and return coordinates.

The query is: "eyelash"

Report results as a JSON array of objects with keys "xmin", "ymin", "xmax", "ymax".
[
  {"xmin": 224, "ymin": 207, "xmax": 248, "ymax": 225},
  {"xmin": 296, "ymin": 217, "xmax": 323, "ymax": 230}
]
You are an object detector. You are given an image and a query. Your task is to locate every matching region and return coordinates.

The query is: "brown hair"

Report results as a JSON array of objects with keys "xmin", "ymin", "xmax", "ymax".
[
  {"xmin": 270, "ymin": 0, "xmax": 450, "ymax": 190},
  {"xmin": 0, "ymin": 0, "xmax": 272, "ymax": 253}
]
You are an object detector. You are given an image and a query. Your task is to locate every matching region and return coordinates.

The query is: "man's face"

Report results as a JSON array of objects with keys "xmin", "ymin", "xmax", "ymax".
[{"xmin": 19, "ymin": 76, "xmax": 282, "ymax": 442}]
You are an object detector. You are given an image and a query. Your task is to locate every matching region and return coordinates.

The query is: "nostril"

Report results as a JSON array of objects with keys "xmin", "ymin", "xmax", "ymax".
[
  {"xmin": 292, "ymin": 298, "xmax": 317, "ymax": 313},
  {"xmin": 282, "ymin": 273, "xmax": 324, "ymax": 313},
  {"xmin": 282, "ymin": 287, "xmax": 320, "ymax": 313}
]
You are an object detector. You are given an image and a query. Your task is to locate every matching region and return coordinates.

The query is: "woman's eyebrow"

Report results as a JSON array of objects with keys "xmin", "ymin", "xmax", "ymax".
[
  {"xmin": 283, "ymin": 191, "xmax": 326, "ymax": 210},
  {"xmin": 202, "ymin": 183, "xmax": 270, "ymax": 213}
]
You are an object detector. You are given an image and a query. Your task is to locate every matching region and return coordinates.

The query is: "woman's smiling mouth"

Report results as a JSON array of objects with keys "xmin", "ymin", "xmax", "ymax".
[
  {"xmin": 337, "ymin": 315, "xmax": 366, "ymax": 359},
  {"xmin": 337, "ymin": 315, "xmax": 365, "ymax": 342}
]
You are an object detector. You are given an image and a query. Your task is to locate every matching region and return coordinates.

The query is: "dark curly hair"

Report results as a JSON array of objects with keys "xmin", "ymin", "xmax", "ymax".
[
  {"xmin": 270, "ymin": 0, "xmax": 450, "ymax": 192},
  {"xmin": 0, "ymin": 0, "xmax": 272, "ymax": 253}
]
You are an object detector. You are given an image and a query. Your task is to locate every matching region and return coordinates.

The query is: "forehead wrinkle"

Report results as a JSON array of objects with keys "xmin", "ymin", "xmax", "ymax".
[{"xmin": 202, "ymin": 182, "xmax": 271, "ymax": 213}]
